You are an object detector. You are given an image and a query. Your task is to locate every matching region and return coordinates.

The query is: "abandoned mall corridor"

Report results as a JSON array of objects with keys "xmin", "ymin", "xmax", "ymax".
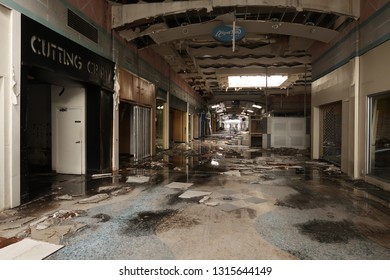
[{"xmin": 1, "ymin": 137, "xmax": 390, "ymax": 260}]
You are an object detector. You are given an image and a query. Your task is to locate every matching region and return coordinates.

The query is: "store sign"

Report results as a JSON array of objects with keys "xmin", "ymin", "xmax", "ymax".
[
  {"xmin": 212, "ymin": 24, "xmax": 246, "ymax": 43},
  {"xmin": 22, "ymin": 15, "xmax": 114, "ymax": 90}
]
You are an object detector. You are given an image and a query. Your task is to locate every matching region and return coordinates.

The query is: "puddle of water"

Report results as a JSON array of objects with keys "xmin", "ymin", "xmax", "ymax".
[
  {"xmin": 155, "ymin": 212, "xmax": 200, "ymax": 233},
  {"xmin": 296, "ymin": 219, "xmax": 362, "ymax": 243}
]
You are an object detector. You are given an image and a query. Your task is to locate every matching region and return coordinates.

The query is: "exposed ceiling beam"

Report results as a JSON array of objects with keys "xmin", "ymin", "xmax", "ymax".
[
  {"xmin": 149, "ymin": 20, "xmax": 339, "ymax": 45},
  {"xmin": 112, "ymin": 0, "xmax": 360, "ymax": 28}
]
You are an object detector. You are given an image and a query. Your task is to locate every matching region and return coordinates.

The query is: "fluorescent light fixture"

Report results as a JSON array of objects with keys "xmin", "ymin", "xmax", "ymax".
[
  {"xmin": 246, "ymin": 109, "xmax": 254, "ymax": 113},
  {"xmin": 252, "ymin": 104, "xmax": 262, "ymax": 109},
  {"xmin": 228, "ymin": 75, "xmax": 288, "ymax": 88},
  {"xmin": 211, "ymin": 104, "xmax": 219, "ymax": 109}
]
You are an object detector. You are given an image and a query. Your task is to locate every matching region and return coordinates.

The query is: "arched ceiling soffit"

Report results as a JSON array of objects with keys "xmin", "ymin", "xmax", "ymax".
[{"xmin": 112, "ymin": 1, "xmax": 360, "ymax": 29}]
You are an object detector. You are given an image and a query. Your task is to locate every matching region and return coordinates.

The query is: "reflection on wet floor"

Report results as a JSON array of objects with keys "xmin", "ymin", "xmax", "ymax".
[
  {"xmin": 24, "ymin": 139, "xmax": 390, "ymax": 223},
  {"xmin": 3, "ymin": 138, "xmax": 390, "ymax": 259}
]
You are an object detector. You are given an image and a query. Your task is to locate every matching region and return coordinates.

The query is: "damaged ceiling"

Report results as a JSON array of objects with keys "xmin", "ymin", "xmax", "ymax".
[{"xmin": 110, "ymin": 0, "xmax": 359, "ymax": 115}]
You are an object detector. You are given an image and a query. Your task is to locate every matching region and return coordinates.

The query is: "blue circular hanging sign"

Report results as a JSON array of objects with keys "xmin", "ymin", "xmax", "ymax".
[{"xmin": 212, "ymin": 24, "xmax": 246, "ymax": 43}]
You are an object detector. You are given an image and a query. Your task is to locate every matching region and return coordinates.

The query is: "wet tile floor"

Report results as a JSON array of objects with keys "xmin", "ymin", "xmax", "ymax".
[{"xmin": 1, "ymin": 138, "xmax": 390, "ymax": 259}]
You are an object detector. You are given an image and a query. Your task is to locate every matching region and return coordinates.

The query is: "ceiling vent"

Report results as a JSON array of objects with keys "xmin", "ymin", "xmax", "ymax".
[{"xmin": 67, "ymin": 9, "xmax": 98, "ymax": 43}]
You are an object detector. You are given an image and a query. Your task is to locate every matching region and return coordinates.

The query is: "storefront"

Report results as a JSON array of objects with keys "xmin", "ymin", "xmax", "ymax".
[
  {"xmin": 368, "ymin": 93, "xmax": 390, "ymax": 182},
  {"xmin": 169, "ymin": 94, "xmax": 187, "ymax": 145},
  {"xmin": 20, "ymin": 15, "xmax": 115, "ymax": 202},
  {"xmin": 118, "ymin": 68, "xmax": 155, "ymax": 163}
]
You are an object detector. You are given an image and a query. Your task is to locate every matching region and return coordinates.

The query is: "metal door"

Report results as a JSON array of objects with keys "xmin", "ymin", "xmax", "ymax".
[
  {"xmin": 320, "ymin": 102, "xmax": 342, "ymax": 165},
  {"xmin": 131, "ymin": 106, "xmax": 151, "ymax": 161}
]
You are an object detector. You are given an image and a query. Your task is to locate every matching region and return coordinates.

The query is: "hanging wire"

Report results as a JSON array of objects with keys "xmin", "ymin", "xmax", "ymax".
[{"xmin": 304, "ymin": 64, "xmax": 307, "ymax": 118}]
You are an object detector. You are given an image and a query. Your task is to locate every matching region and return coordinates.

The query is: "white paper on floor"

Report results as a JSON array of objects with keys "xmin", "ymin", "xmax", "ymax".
[
  {"xmin": 164, "ymin": 182, "xmax": 193, "ymax": 190},
  {"xmin": 179, "ymin": 190, "xmax": 212, "ymax": 199},
  {"xmin": 78, "ymin": 193, "xmax": 109, "ymax": 204},
  {"xmin": 126, "ymin": 176, "xmax": 150, "ymax": 183},
  {"xmin": 222, "ymin": 170, "xmax": 241, "ymax": 177},
  {"xmin": 0, "ymin": 238, "xmax": 63, "ymax": 260}
]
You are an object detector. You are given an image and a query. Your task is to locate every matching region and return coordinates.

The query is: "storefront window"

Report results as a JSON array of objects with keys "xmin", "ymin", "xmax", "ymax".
[{"xmin": 369, "ymin": 93, "xmax": 390, "ymax": 181}]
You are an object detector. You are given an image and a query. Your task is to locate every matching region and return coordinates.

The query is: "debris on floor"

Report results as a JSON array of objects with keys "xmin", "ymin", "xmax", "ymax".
[
  {"xmin": 199, "ymin": 196, "xmax": 210, "ymax": 203},
  {"xmin": 164, "ymin": 182, "xmax": 193, "ymax": 190},
  {"xmin": 204, "ymin": 201, "xmax": 220, "ymax": 207},
  {"xmin": 97, "ymin": 185, "xmax": 121, "ymax": 193},
  {"xmin": 91, "ymin": 173, "xmax": 112, "ymax": 179},
  {"xmin": 0, "ymin": 238, "xmax": 64, "ymax": 260},
  {"xmin": 0, "ymin": 216, "xmax": 36, "ymax": 231},
  {"xmin": 0, "ymin": 237, "xmax": 23, "ymax": 249},
  {"xmin": 222, "ymin": 170, "xmax": 241, "ymax": 177},
  {"xmin": 78, "ymin": 193, "xmax": 110, "ymax": 204},
  {"xmin": 324, "ymin": 165, "xmax": 342, "ymax": 174},
  {"xmin": 31, "ymin": 223, "xmax": 87, "ymax": 244},
  {"xmin": 126, "ymin": 175, "xmax": 150, "ymax": 183},
  {"xmin": 54, "ymin": 194, "xmax": 73, "ymax": 201},
  {"xmin": 111, "ymin": 187, "xmax": 134, "ymax": 196},
  {"xmin": 179, "ymin": 190, "xmax": 212, "ymax": 199},
  {"xmin": 33, "ymin": 210, "xmax": 86, "ymax": 229}
]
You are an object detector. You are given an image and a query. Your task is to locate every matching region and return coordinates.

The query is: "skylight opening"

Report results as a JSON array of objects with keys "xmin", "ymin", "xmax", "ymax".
[{"xmin": 228, "ymin": 75, "xmax": 288, "ymax": 88}]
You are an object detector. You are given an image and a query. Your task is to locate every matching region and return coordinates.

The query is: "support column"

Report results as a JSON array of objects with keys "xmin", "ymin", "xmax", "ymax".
[{"xmin": 0, "ymin": 9, "xmax": 21, "ymax": 209}]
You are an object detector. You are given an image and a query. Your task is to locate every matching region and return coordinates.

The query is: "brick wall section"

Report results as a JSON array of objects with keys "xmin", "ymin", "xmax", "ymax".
[
  {"xmin": 66, "ymin": 0, "xmax": 203, "ymax": 104},
  {"xmin": 66, "ymin": 0, "xmax": 111, "ymax": 30}
]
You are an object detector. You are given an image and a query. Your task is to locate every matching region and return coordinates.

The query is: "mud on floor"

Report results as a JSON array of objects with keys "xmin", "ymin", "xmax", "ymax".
[
  {"xmin": 124, "ymin": 210, "xmax": 200, "ymax": 237},
  {"xmin": 296, "ymin": 219, "xmax": 363, "ymax": 243}
]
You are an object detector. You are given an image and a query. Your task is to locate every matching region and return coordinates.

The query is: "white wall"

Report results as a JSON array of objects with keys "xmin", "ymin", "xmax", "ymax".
[
  {"xmin": 311, "ymin": 59, "xmax": 358, "ymax": 176},
  {"xmin": 268, "ymin": 117, "xmax": 308, "ymax": 149},
  {"xmin": 0, "ymin": 6, "xmax": 20, "ymax": 210}
]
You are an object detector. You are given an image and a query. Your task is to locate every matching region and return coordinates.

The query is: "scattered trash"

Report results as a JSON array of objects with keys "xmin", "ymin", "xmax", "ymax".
[
  {"xmin": 126, "ymin": 176, "xmax": 150, "ymax": 183},
  {"xmin": 91, "ymin": 173, "xmax": 112, "ymax": 179},
  {"xmin": 199, "ymin": 196, "xmax": 210, "ymax": 204},
  {"xmin": 0, "ymin": 217, "xmax": 36, "ymax": 231},
  {"xmin": 174, "ymin": 167, "xmax": 182, "ymax": 171},
  {"xmin": 179, "ymin": 190, "xmax": 212, "ymax": 199},
  {"xmin": 78, "ymin": 193, "xmax": 110, "ymax": 204},
  {"xmin": 111, "ymin": 187, "xmax": 134, "ymax": 196},
  {"xmin": 98, "ymin": 185, "xmax": 121, "ymax": 193},
  {"xmin": 54, "ymin": 194, "xmax": 73, "ymax": 201},
  {"xmin": 32, "ymin": 210, "xmax": 87, "ymax": 231},
  {"xmin": 30, "ymin": 223, "xmax": 87, "ymax": 245},
  {"xmin": 223, "ymin": 196, "xmax": 233, "ymax": 201},
  {"xmin": 324, "ymin": 165, "xmax": 342, "ymax": 174},
  {"xmin": 222, "ymin": 170, "xmax": 241, "ymax": 177},
  {"xmin": 205, "ymin": 201, "xmax": 219, "ymax": 207},
  {"xmin": 165, "ymin": 182, "xmax": 193, "ymax": 190},
  {"xmin": 211, "ymin": 159, "xmax": 219, "ymax": 166}
]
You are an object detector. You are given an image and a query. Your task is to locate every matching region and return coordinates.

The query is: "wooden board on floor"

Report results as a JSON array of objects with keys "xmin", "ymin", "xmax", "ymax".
[{"xmin": 0, "ymin": 238, "xmax": 63, "ymax": 260}]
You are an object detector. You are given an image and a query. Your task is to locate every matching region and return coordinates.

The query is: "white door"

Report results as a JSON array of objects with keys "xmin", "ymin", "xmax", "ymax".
[{"xmin": 56, "ymin": 107, "xmax": 83, "ymax": 174}]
